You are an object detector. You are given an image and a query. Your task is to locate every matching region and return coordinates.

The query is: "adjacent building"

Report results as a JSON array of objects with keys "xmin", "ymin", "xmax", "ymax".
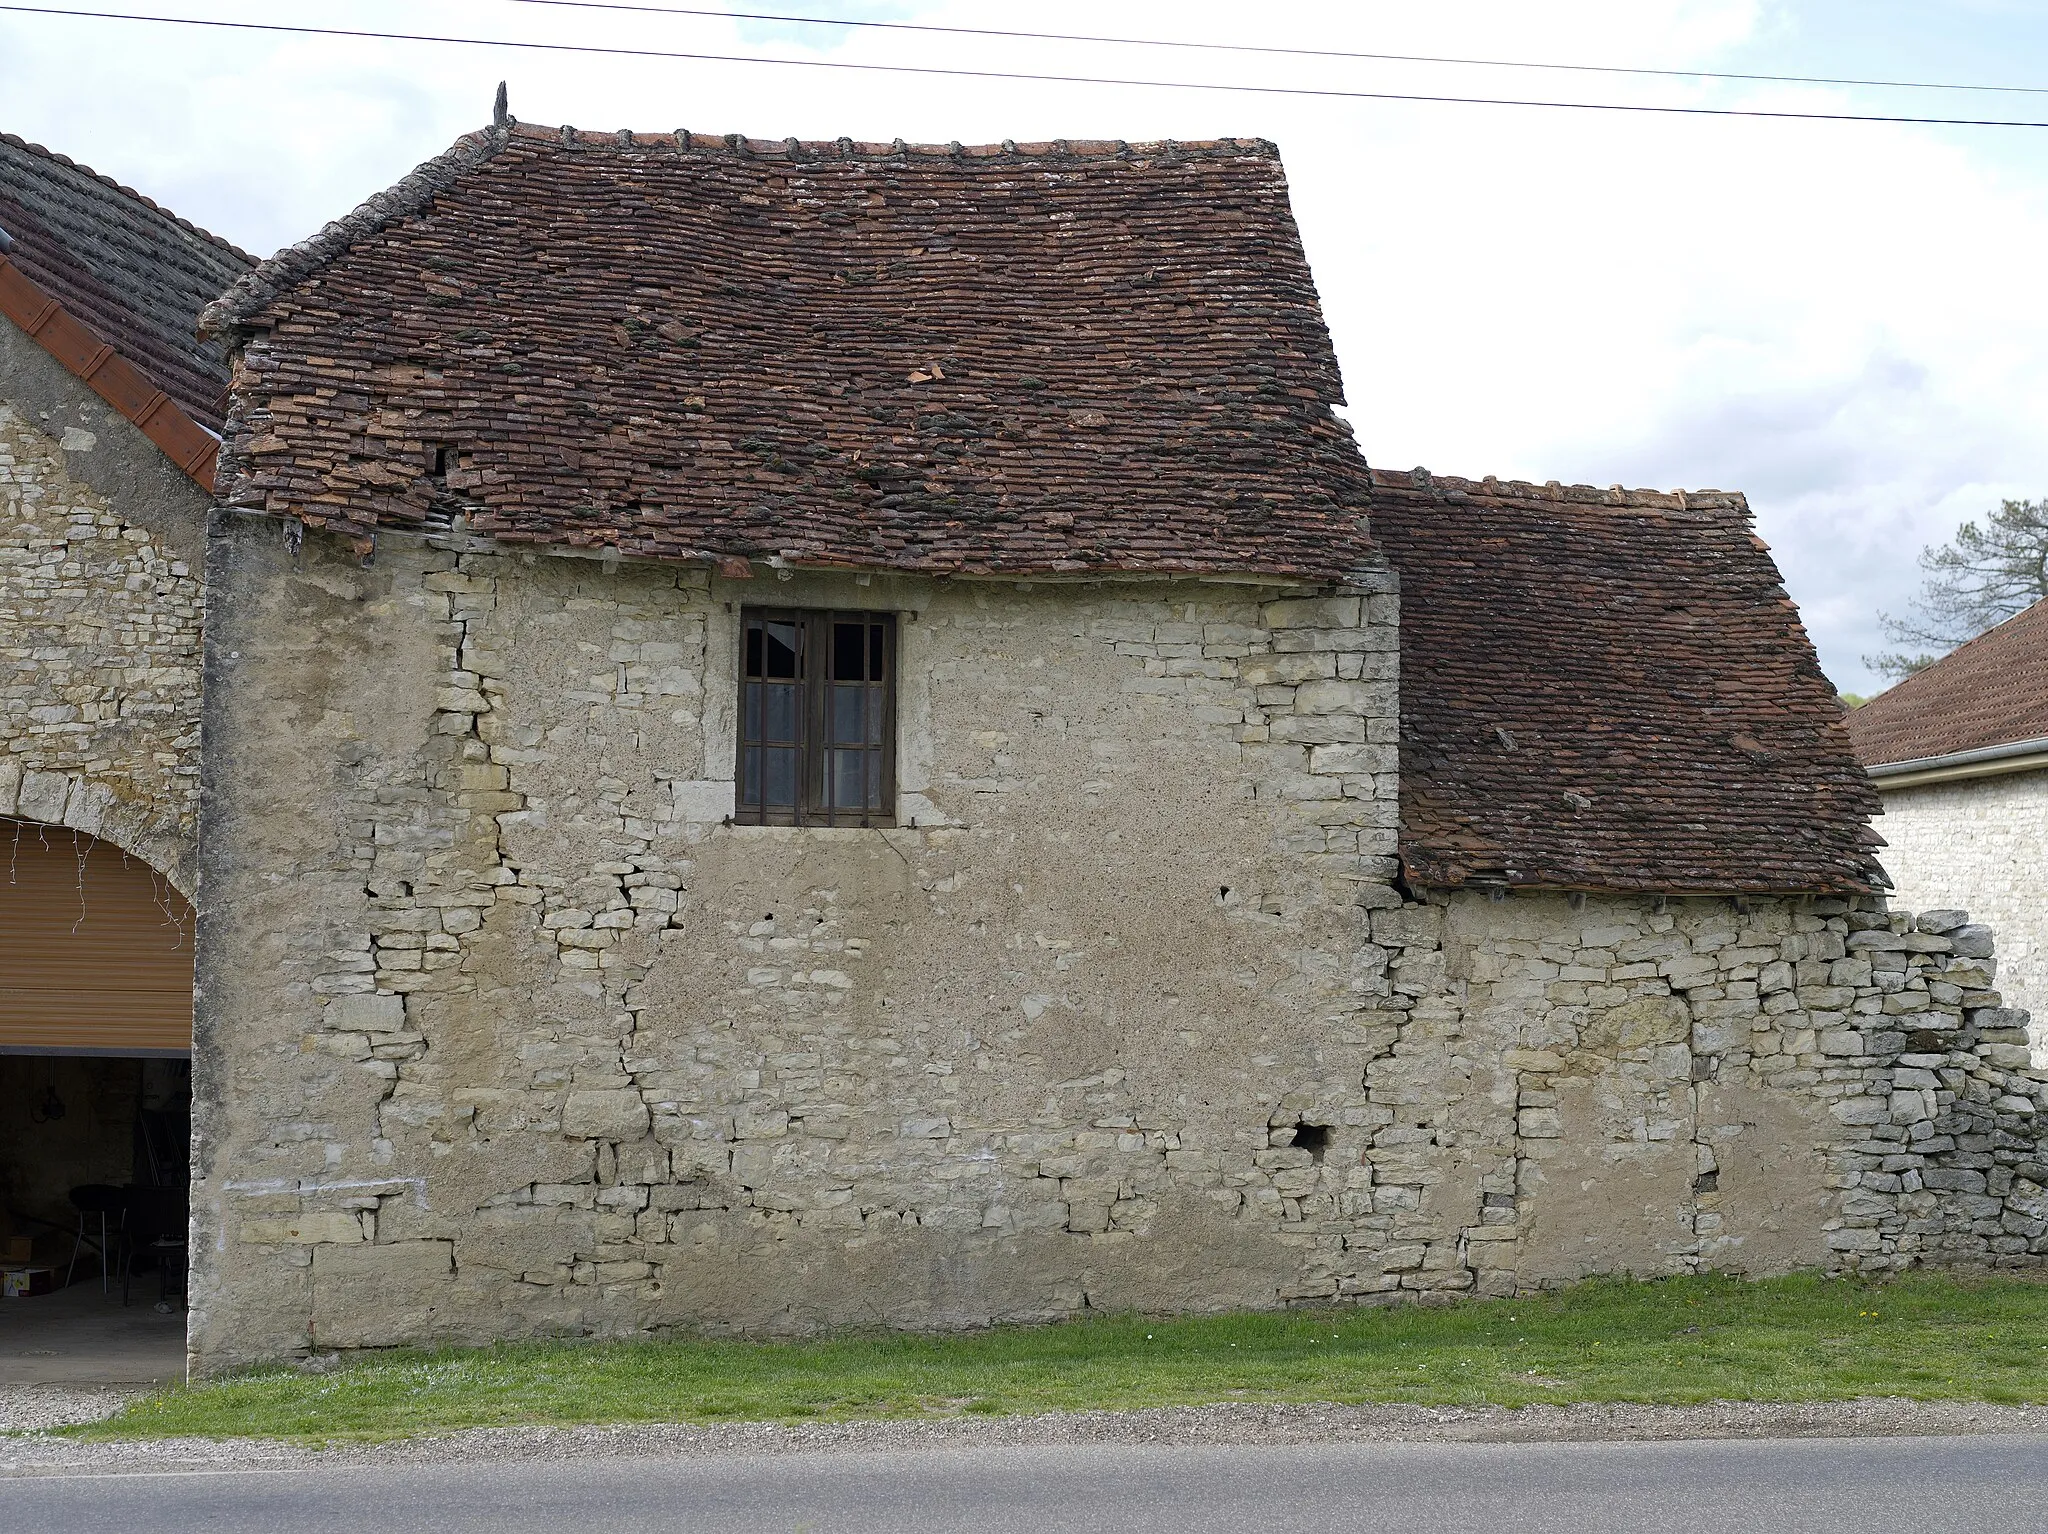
[
  {"xmin": 1849, "ymin": 598, "xmax": 2048, "ymax": 1062},
  {"xmin": 0, "ymin": 131, "xmax": 251, "ymax": 1252}
]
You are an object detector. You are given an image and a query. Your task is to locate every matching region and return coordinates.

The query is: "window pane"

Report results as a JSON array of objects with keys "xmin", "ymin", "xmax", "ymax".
[
  {"xmin": 864, "ymin": 751, "xmax": 882, "ymax": 810},
  {"xmin": 741, "ymin": 745, "xmax": 760, "ymax": 806},
  {"xmin": 744, "ymin": 681, "xmax": 762, "ymax": 741},
  {"xmin": 745, "ymin": 625, "xmax": 763, "ymax": 679},
  {"xmin": 765, "ymin": 682, "xmax": 798, "ymax": 743},
  {"xmin": 869, "ymin": 623, "xmax": 885, "ymax": 682},
  {"xmin": 765, "ymin": 746, "xmax": 797, "ymax": 807},
  {"xmin": 831, "ymin": 748, "xmax": 865, "ymax": 810},
  {"xmin": 865, "ymin": 683, "xmax": 884, "ymax": 744},
  {"xmin": 764, "ymin": 622, "xmax": 799, "ymax": 679},
  {"xmin": 831, "ymin": 684, "xmax": 864, "ymax": 744},
  {"xmin": 833, "ymin": 621, "xmax": 866, "ymax": 681}
]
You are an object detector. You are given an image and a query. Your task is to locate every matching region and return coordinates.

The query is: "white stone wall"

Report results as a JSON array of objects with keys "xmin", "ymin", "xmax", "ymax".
[
  {"xmin": 0, "ymin": 401, "xmax": 203, "ymax": 888},
  {"xmin": 1876, "ymin": 772, "xmax": 2048, "ymax": 1064}
]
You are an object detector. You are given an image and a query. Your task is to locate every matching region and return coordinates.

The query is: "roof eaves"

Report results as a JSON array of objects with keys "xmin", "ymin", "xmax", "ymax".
[
  {"xmin": 1866, "ymin": 733, "xmax": 2048, "ymax": 784},
  {"xmin": 198, "ymin": 124, "xmax": 512, "ymax": 340},
  {"xmin": 0, "ymin": 252, "xmax": 220, "ymax": 488}
]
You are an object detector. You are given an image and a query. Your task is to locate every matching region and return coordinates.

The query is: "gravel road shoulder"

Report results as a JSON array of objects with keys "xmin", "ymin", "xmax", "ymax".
[{"xmin": 2, "ymin": 1395, "xmax": 2045, "ymax": 1478}]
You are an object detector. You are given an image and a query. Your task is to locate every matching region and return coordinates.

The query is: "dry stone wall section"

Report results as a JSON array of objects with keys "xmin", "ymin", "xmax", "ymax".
[
  {"xmin": 1388, "ymin": 892, "xmax": 2048, "ymax": 1285},
  {"xmin": 1874, "ymin": 774, "xmax": 2048, "ymax": 1065}
]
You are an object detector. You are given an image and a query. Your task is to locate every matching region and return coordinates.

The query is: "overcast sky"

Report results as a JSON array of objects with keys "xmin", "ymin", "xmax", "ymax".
[{"xmin": 6, "ymin": 0, "xmax": 2047, "ymax": 694}]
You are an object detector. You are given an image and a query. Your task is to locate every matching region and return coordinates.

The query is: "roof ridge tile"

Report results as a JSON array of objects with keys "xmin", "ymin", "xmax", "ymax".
[{"xmin": 1370, "ymin": 466, "xmax": 1748, "ymax": 515}]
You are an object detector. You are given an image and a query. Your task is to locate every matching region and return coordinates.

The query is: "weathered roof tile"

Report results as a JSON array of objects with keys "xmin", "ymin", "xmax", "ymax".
[
  {"xmin": 204, "ymin": 122, "xmax": 1377, "ymax": 580},
  {"xmin": 1, "ymin": 131, "xmax": 253, "ymax": 430},
  {"xmin": 1371, "ymin": 469, "xmax": 1884, "ymax": 894}
]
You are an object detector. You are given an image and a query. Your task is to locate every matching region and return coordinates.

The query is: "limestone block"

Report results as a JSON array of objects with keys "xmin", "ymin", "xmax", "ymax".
[
  {"xmin": 240, "ymin": 1213, "xmax": 364, "ymax": 1244},
  {"xmin": 1262, "ymin": 596, "xmax": 1361, "ymax": 630},
  {"xmin": 16, "ymin": 769, "xmax": 69, "ymax": 823},
  {"xmin": 1291, "ymin": 679, "xmax": 1384, "ymax": 717},
  {"xmin": 561, "ymin": 1089, "xmax": 651, "ymax": 1140},
  {"xmin": 1948, "ymin": 925, "xmax": 1997, "ymax": 960},
  {"xmin": 311, "ymin": 1240, "xmax": 456, "ymax": 1349},
  {"xmin": 324, "ymin": 993, "xmax": 405, "ymax": 1032}
]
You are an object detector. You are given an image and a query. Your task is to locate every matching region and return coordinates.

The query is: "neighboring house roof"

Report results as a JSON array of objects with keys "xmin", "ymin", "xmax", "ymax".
[
  {"xmin": 0, "ymin": 131, "xmax": 253, "ymax": 434},
  {"xmin": 1369, "ymin": 469, "xmax": 1885, "ymax": 895},
  {"xmin": 1846, "ymin": 596, "xmax": 2048, "ymax": 773},
  {"xmin": 200, "ymin": 122, "xmax": 1378, "ymax": 581}
]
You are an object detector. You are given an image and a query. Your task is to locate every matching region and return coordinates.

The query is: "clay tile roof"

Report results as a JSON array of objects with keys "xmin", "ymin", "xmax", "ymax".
[
  {"xmin": 200, "ymin": 122, "xmax": 1376, "ymax": 579},
  {"xmin": 1368, "ymin": 469, "xmax": 1884, "ymax": 894},
  {"xmin": 1846, "ymin": 597, "xmax": 2048, "ymax": 767},
  {"xmin": 0, "ymin": 132, "xmax": 254, "ymax": 430}
]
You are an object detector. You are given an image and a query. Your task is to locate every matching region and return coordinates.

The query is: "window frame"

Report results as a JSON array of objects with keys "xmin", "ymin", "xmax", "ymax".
[{"xmin": 735, "ymin": 607, "xmax": 899, "ymax": 828}]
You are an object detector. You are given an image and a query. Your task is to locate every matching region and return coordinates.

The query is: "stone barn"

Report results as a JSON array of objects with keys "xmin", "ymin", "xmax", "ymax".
[
  {"xmin": 0, "ymin": 131, "xmax": 250, "ymax": 1282},
  {"xmin": 1849, "ymin": 599, "xmax": 2048, "ymax": 1064},
  {"xmin": 10, "ymin": 118, "xmax": 2048, "ymax": 1375}
]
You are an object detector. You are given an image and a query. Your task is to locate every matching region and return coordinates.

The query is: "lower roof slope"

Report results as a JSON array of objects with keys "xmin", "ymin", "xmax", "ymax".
[
  {"xmin": 1846, "ymin": 596, "xmax": 2048, "ymax": 767},
  {"xmin": 202, "ymin": 122, "xmax": 1377, "ymax": 581},
  {"xmin": 0, "ymin": 132, "xmax": 253, "ymax": 430},
  {"xmin": 1370, "ymin": 469, "xmax": 1885, "ymax": 894}
]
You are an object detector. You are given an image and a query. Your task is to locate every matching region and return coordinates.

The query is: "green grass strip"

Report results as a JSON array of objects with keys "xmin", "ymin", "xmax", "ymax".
[{"xmin": 63, "ymin": 1271, "xmax": 2048, "ymax": 1444}]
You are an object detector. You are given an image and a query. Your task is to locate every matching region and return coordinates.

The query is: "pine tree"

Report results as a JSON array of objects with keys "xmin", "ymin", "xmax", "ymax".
[{"xmin": 1866, "ymin": 498, "xmax": 2048, "ymax": 680}]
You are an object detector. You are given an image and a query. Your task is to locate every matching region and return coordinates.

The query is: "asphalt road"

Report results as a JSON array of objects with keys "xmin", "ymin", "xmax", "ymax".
[{"xmin": 6, "ymin": 1434, "xmax": 2046, "ymax": 1532}]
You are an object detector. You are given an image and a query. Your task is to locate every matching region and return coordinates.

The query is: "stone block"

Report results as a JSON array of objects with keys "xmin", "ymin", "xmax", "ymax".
[
  {"xmin": 1292, "ymin": 679, "xmax": 1386, "ymax": 717},
  {"xmin": 240, "ymin": 1213, "xmax": 364, "ymax": 1245},
  {"xmin": 323, "ymin": 993, "xmax": 405, "ymax": 1032},
  {"xmin": 1262, "ymin": 596, "xmax": 1361, "ymax": 630},
  {"xmin": 311, "ymin": 1241, "xmax": 456, "ymax": 1349},
  {"xmin": 1948, "ymin": 925, "xmax": 1997, "ymax": 959},
  {"xmin": 561, "ymin": 1089, "xmax": 651, "ymax": 1141}
]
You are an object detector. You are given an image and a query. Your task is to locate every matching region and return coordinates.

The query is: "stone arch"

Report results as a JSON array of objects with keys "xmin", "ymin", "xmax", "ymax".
[{"xmin": 0, "ymin": 764, "xmax": 194, "ymax": 900}]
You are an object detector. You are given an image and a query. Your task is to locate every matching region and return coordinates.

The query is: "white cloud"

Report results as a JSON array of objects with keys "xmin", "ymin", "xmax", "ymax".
[{"xmin": 5, "ymin": 0, "xmax": 2045, "ymax": 690}]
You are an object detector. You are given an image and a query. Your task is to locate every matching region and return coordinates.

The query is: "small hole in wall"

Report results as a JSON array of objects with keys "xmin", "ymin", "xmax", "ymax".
[
  {"xmin": 1290, "ymin": 1123, "xmax": 1333, "ymax": 1164},
  {"xmin": 1218, "ymin": 886, "xmax": 1232, "ymax": 903},
  {"xmin": 1692, "ymin": 1171, "xmax": 1719, "ymax": 1194}
]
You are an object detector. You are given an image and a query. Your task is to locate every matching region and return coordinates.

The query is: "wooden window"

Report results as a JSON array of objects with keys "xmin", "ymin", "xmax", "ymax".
[{"xmin": 737, "ymin": 609, "xmax": 897, "ymax": 826}]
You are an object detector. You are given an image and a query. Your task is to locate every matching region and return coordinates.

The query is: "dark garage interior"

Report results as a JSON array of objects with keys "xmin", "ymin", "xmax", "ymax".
[{"xmin": 0, "ymin": 819, "xmax": 193, "ymax": 1381}]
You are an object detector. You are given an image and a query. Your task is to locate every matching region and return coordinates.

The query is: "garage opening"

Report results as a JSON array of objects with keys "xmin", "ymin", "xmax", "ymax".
[{"xmin": 0, "ymin": 818, "xmax": 192, "ymax": 1376}]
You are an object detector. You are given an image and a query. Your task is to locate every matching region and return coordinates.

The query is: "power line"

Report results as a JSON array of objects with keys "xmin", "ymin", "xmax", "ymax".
[
  {"xmin": 8, "ymin": 5, "xmax": 2048, "ymax": 128},
  {"xmin": 495, "ymin": 0, "xmax": 2048, "ymax": 99}
]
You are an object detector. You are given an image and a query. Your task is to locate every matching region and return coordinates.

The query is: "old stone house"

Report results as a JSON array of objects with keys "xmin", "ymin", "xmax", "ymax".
[
  {"xmin": 1849, "ymin": 600, "xmax": 2048, "ymax": 1064},
  {"xmin": 6, "ymin": 118, "xmax": 2048, "ymax": 1374},
  {"xmin": 0, "ymin": 133, "xmax": 249, "ymax": 1250}
]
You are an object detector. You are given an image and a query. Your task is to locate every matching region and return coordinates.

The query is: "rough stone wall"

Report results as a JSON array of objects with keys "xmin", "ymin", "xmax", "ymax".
[
  {"xmin": 1873, "ymin": 773, "xmax": 2048, "ymax": 1064},
  {"xmin": 191, "ymin": 517, "xmax": 2048, "ymax": 1371},
  {"xmin": 192, "ymin": 517, "xmax": 1416, "ymax": 1369},
  {"xmin": 1403, "ymin": 892, "xmax": 2048, "ymax": 1283},
  {"xmin": 0, "ymin": 378, "xmax": 207, "ymax": 890}
]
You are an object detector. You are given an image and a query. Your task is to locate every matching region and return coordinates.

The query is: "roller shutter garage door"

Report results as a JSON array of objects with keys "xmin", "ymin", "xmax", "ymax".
[{"xmin": 0, "ymin": 818, "xmax": 193, "ymax": 1055}]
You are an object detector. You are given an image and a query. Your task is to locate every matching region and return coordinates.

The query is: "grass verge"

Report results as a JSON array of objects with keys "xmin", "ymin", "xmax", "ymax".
[{"xmin": 64, "ymin": 1271, "xmax": 2048, "ymax": 1444}]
